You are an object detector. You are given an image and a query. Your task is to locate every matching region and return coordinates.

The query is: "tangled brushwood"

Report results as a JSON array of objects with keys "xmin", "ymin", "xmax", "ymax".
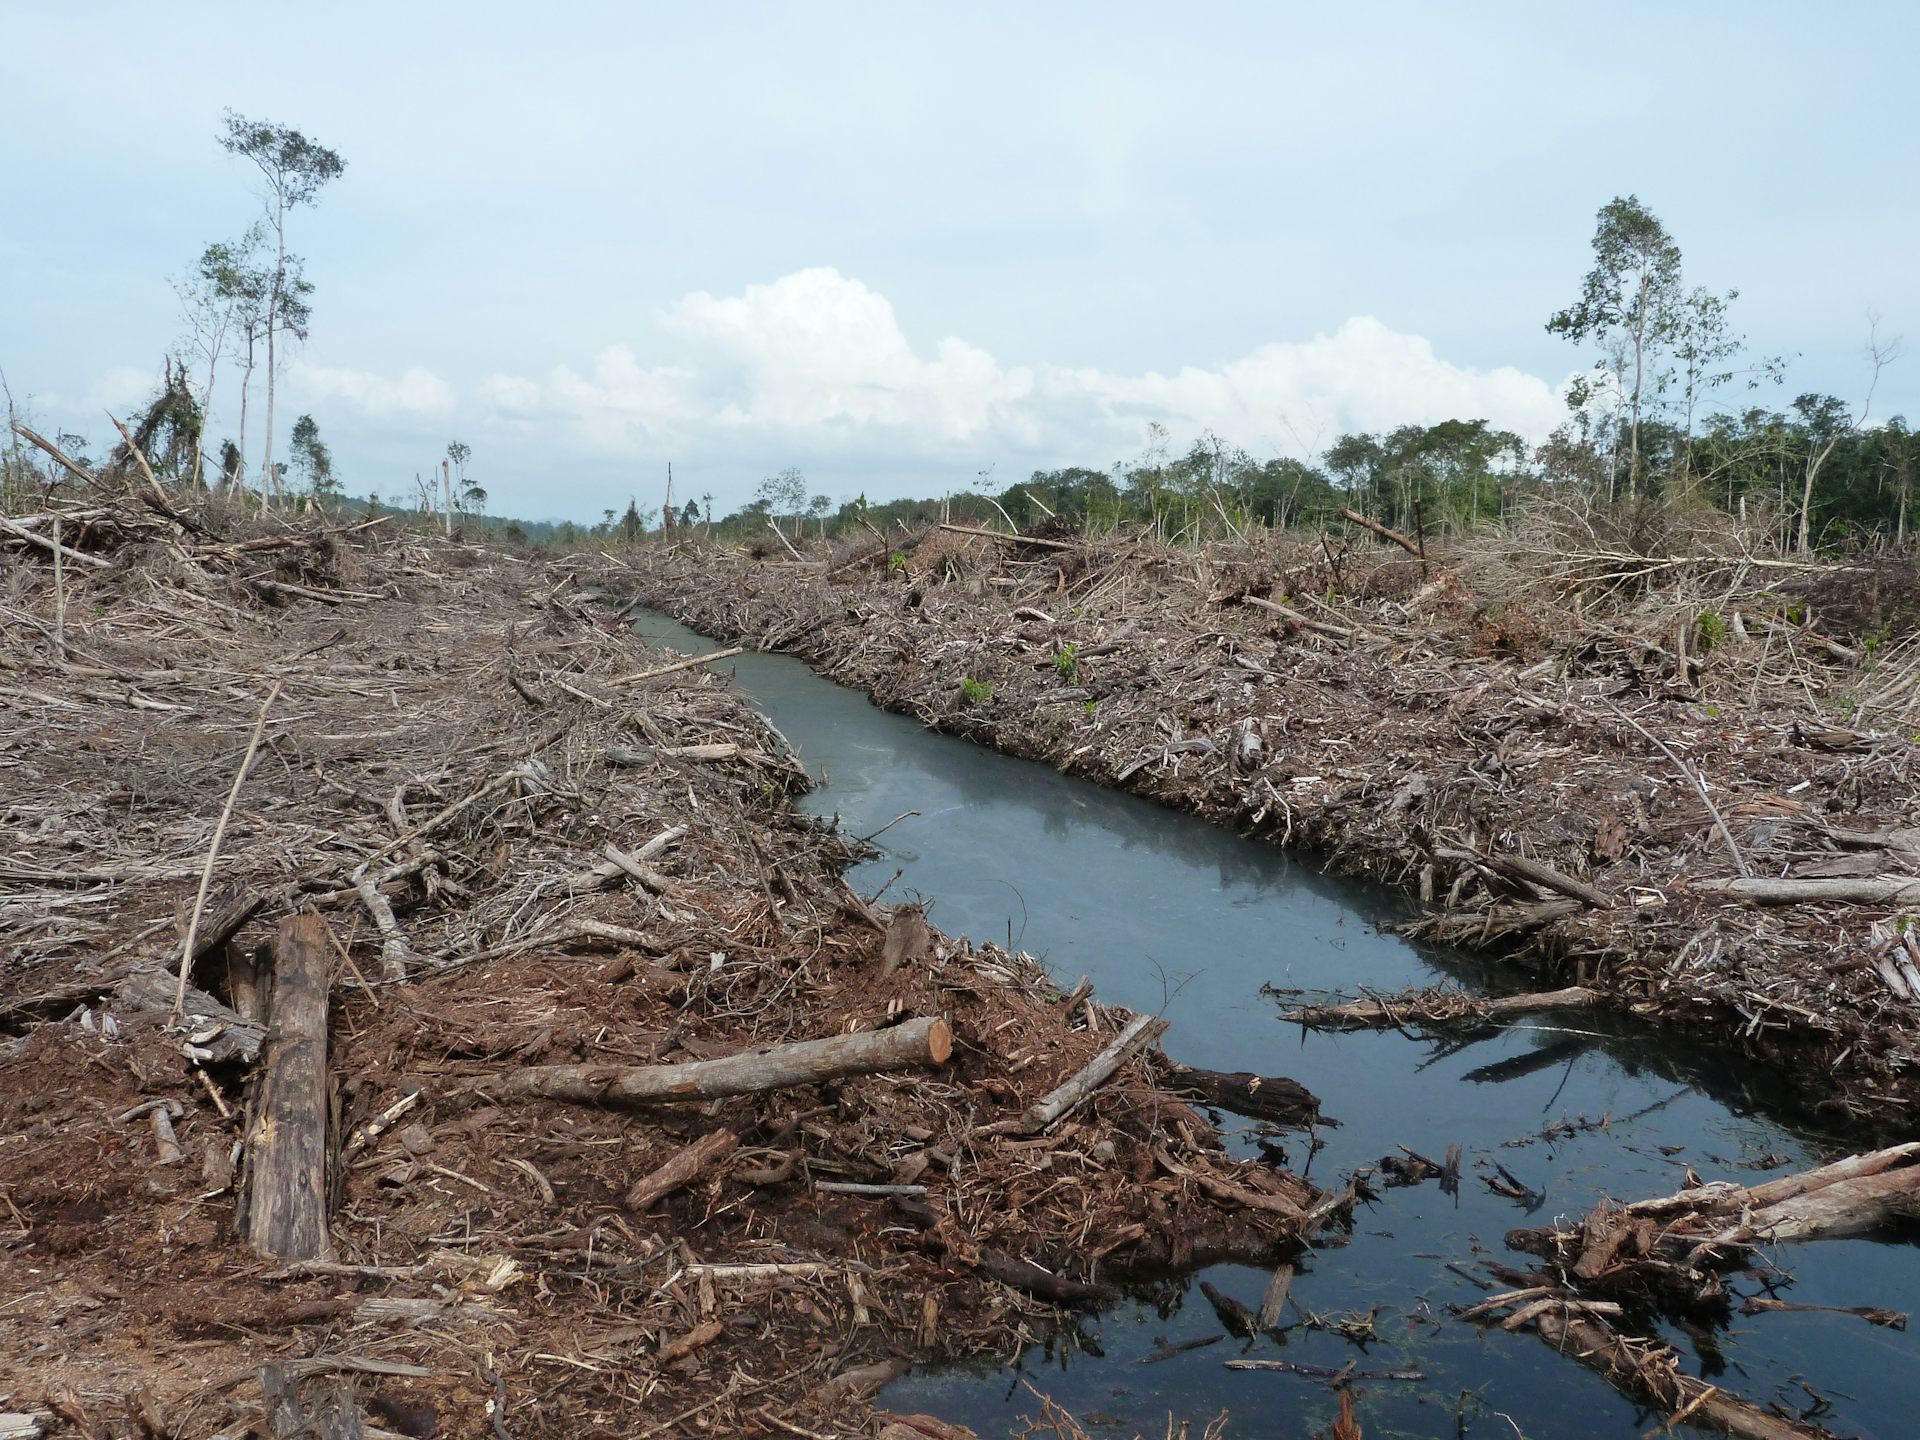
[
  {"xmin": 609, "ymin": 504, "xmax": 1920, "ymax": 1127},
  {"xmin": 0, "ymin": 489, "xmax": 1337, "ymax": 1438}
]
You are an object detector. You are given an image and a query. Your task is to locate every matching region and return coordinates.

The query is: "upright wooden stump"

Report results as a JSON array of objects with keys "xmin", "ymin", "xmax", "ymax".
[{"xmin": 246, "ymin": 914, "xmax": 334, "ymax": 1261}]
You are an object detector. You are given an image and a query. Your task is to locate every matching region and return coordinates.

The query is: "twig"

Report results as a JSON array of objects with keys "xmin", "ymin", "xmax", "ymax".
[{"xmin": 173, "ymin": 680, "xmax": 283, "ymax": 1016}]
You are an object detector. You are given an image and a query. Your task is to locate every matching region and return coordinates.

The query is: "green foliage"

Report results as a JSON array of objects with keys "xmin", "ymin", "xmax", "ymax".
[
  {"xmin": 1696, "ymin": 609, "xmax": 1727, "ymax": 650},
  {"xmin": 288, "ymin": 413, "xmax": 335, "ymax": 498},
  {"xmin": 888, "ymin": 551, "xmax": 908, "ymax": 573},
  {"xmin": 1053, "ymin": 642, "xmax": 1080, "ymax": 683},
  {"xmin": 960, "ymin": 677, "xmax": 993, "ymax": 706}
]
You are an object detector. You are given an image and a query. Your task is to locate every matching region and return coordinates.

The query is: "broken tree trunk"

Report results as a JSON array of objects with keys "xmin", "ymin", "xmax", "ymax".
[
  {"xmin": 624, "ymin": 1128, "xmax": 739, "ymax": 1210},
  {"xmin": 1161, "ymin": 1064, "xmax": 1324, "ymax": 1128},
  {"xmin": 1283, "ymin": 985, "xmax": 1598, "ymax": 1031},
  {"xmin": 479, "ymin": 1016, "xmax": 952, "ymax": 1107},
  {"xmin": 1529, "ymin": 1306, "xmax": 1835, "ymax": 1440},
  {"xmin": 245, "ymin": 914, "xmax": 335, "ymax": 1261}
]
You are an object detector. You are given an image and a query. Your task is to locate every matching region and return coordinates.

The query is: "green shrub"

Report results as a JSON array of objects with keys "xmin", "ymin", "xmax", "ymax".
[
  {"xmin": 1054, "ymin": 641, "xmax": 1080, "ymax": 683},
  {"xmin": 960, "ymin": 677, "xmax": 993, "ymax": 705}
]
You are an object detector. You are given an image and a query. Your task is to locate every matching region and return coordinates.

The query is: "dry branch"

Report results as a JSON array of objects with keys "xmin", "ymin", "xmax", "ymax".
[{"xmin": 478, "ymin": 1017, "xmax": 952, "ymax": 1107}]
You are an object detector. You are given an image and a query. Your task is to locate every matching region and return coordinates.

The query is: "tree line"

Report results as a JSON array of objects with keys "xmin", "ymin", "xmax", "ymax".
[{"xmin": 698, "ymin": 196, "xmax": 1910, "ymax": 553}]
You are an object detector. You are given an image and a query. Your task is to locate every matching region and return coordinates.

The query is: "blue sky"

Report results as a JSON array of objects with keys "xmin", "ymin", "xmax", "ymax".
[{"xmin": 3, "ymin": 2, "xmax": 1915, "ymax": 521}]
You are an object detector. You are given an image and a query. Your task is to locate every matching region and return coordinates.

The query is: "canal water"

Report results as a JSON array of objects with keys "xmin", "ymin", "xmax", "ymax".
[{"xmin": 630, "ymin": 608, "xmax": 1919, "ymax": 1440}]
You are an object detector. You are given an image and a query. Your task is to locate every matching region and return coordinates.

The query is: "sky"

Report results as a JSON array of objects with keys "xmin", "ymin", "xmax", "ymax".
[{"xmin": 3, "ymin": 2, "xmax": 1917, "ymax": 523}]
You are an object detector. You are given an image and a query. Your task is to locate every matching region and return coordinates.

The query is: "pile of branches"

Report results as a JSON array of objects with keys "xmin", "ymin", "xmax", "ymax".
[
  {"xmin": 606, "ymin": 513, "xmax": 1920, "ymax": 1126},
  {"xmin": 0, "ymin": 503, "xmax": 1331, "ymax": 1438}
]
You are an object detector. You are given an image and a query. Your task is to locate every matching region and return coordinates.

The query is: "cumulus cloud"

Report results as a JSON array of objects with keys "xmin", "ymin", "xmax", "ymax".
[
  {"xmin": 290, "ymin": 362, "xmax": 457, "ymax": 418},
  {"xmin": 484, "ymin": 267, "xmax": 1566, "ymax": 465}
]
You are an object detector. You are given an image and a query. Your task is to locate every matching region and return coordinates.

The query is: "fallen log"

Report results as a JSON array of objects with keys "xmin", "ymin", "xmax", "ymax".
[
  {"xmin": 477, "ymin": 1016, "xmax": 951, "ymax": 1107},
  {"xmin": 936, "ymin": 522, "xmax": 1079, "ymax": 552},
  {"xmin": 1337, "ymin": 505, "xmax": 1424, "ymax": 557},
  {"xmin": 1433, "ymin": 845, "xmax": 1612, "ymax": 908},
  {"xmin": 625, "ymin": 1128, "xmax": 739, "ymax": 1210},
  {"xmin": 975, "ymin": 1247, "xmax": 1118, "ymax": 1307},
  {"xmin": 245, "ymin": 915, "xmax": 336, "ymax": 1261},
  {"xmin": 1160, "ymin": 1064, "xmax": 1324, "ymax": 1128},
  {"xmin": 1699, "ymin": 876, "xmax": 1920, "ymax": 907},
  {"xmin": 1527, "ymin": 1305, "xmax": 1836, "ymax": 1440},
  {"xmin": 111, "ymin": 967, "xmax": 265, "ymax": 1064},
  {"xmin": 1282, "ymin": 985, "xmax": 1598, "ymax": 1031},
  {"xmin": 606, "ymin": 647, "xmax": 744, "ymax": 686},
  {"xmin": 1023, "ymin": 1012, "xmax": 1167, "ymax": 1132}
]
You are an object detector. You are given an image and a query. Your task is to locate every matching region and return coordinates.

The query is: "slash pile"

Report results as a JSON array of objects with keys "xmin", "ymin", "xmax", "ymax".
[{"xmin": 0, "ymin": 498, "xmax": 1324, "ymax": 1439}]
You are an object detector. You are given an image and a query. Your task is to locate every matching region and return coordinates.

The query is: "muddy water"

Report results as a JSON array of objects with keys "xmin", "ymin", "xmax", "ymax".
[{"xmin": 631, "ymin": 609, "xmax": 1919, "ymax": 1440}]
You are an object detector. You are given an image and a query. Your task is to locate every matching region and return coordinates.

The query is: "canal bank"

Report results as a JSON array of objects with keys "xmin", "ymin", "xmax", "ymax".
[{"xmin": 603, "ymin": 575, "xmax": 1920, "ymax": 1440}]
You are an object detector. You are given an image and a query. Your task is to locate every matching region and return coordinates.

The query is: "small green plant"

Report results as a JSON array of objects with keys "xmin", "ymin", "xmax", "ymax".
[
  {"xmin": 960, "ymin": 676, "xmax": 993, "ymax": 705},
  {"xmin": 888, "ymin": 551, "xmax": 908, "ymax": 574},
  {"xmin": 1054, "ymin": 642, "xmax": 1080, "ymax": 683},
  {"xmin": 1083, "ymin": 699, "xmax": 1098, "ymax": 719},
  {"xmin": 1697, "ymin": 608, "xmax": 1727, "ymax": 651},
  {"xmin": 1786, "ymin": 602, "xmax": 1806, "ymax": 625}
]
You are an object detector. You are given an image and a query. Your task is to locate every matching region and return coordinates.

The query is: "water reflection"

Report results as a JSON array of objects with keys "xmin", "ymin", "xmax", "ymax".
[{"xmin": 627, "ymin": 607, "xmax": 1920, "ymax": 1440}]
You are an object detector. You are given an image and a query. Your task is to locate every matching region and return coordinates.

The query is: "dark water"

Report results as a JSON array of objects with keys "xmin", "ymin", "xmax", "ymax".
[{"xmin": 630, "ymin": 608, "xmax": 1920, "ymax": 1440}]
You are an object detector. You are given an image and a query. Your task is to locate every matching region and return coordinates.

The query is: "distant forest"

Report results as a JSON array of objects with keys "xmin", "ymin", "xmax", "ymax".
[{"xmin": 8, "ymin": 182, "xmax": 1912, "ymax": 555}]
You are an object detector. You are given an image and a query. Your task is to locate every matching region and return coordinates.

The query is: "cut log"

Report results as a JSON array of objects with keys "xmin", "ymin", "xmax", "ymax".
[
  {"xmin": 624, "ymin": 1128, "xmax": 739, "ymax": 1210},
  {"xmin": 1700, "ymin": 876, "xmax": 1920, "ymax": 906},
  {"xmin": 245, "ymin": 915, "xmax": 335, "ymax": 1261},
  {"xmin": 1282, "ymin": 985, "xmax": 1598, "ymax": 1031},
  {"xmin": 1161, "ymin": 1064, "xmax": 1323, "ymax": 1128},
  {"xmin": 1434, "ymin": 846, "xmax": 1612, "ymax": 908},
  {"xmin": 478, "ymin": 1016, "xmax": 951, "ymax": 1107},
  {"xmin": 1023, "ymin": 1012, "xmax": 1167, "ymax": 1132}
]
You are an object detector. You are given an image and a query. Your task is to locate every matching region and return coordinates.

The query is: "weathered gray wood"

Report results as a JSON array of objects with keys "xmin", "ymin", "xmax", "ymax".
[
  {"xmin": 1023, "ymin": 1012, "xmax": 1167, "ymax": 1133},
  {"xmin": 480, "ymin": 1016, "xmax": 951, "ymax": 1107},
  {"xmin": 246, "ymin": 914, "xmax": 335, "ymax": 1261},
  {"xmin": 1702, "ymin": 875, "xmax": 1920, "ymax": 906},
  {"xmin": 111, "ymin": 967, "xmax": 265, "ymax": 1063}
]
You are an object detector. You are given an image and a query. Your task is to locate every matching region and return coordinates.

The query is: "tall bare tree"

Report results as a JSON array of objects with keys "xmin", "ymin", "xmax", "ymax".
[{"xmin": 220, "ymin": 112, "xmax": 344, "ymax": 505}]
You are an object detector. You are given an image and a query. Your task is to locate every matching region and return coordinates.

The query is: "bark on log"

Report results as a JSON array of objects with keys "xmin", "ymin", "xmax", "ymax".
[
  {"xmin": 1529, "ymin": 1307, "xmax": 1831, "ymax": 1440},
  {"xmin": 1161, "ymin": 1065, "xmax": 1323, "ymax": 1128},
  {"xmin": 624, "ymin": 1128, "xmax": 739, "ymax": 1210},
  {"xmin": 111, "ymin": 967, "xmax": 265, "ymax": 1064},
  {"xmin": 1023, "ymin": 1012, "xmax": 1167, "ymax": 1132},
  {"xmin": 245, "ymin": 915, "xmax": 335, "ymax": 1261},
  {"xmin": 1434, "ymin": 846, "xmax": 1612, "ymax": 908},
  {"xmin": 975, "ymin": 1247, "xmax": 1118, "ymax": 1307},
  {"xmin": 479, "ymin": 1016, "xmax": 951, "ymax": 1107},
  {"xmin": 1283, "ymin": 985, "xmax": 1598, "ymax": 1031},
  {"xmin": 1700, "ymin": 876, "xmax": 1920, "ymax": 906}
]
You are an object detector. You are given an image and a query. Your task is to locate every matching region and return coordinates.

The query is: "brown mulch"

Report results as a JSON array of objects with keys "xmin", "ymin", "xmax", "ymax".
[{"xmin": 0, "ymin": 500, "xmax": 1320, "ymax": 1438}]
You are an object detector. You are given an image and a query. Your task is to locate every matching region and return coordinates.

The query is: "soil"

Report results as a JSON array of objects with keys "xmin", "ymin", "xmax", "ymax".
[
  {"xmin": 608, "ymin": 520, "xmax": 1920, "ymax": 1130},
  {"xmin": 0, "ymin": 504, "xmax": 1322, "ymax": 1438}
]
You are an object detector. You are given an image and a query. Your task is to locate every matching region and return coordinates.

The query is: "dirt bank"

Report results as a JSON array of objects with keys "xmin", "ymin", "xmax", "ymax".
[
  {"xmin": 607, "ymin": 520, "xmax": 1920, "ymax": 1128},
  {"xmin": 0, "ymin": 502, "xmax": 1325, "ymax": 1438}
]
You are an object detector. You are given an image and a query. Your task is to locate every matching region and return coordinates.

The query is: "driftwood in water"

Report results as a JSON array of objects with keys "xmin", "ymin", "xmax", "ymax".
[
  {"xmin": 245, "ymin": 914, "xmax": 335, "ymax": 1262},
  {"xmin": 1161, "ymin": 1063, "xmax": 1324, "ymax": 1127},
  {"xmin": 1283, "ymin": 985, "xmax": 1598, "ymax": 1031},
  {"xmin": 1524, "ymin": 1305, "xmax": 1835, "ymax": 1440},
  {"xmin": 624, "ymin": 1128, "xmax": 739, "ymax": 1210},
  {"xmin": 478, "ymin": 1016, "xmax": 952, "ymax": 1107},
  {"xmin": 1510, "ymin": 1142, "xmax": 1920, "ymax": 1294}
]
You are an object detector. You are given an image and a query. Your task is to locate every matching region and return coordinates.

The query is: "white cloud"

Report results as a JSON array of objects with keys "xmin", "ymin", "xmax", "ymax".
[
  {"xmin": 86, "ymin": 365, "xmax": 160, "ymax": 414},
  {"xmin": 290, "ymin": 362, "xmax": 457, "ymax": 418},
  {"xmin": 484, "ymin": 267, "xmax": 1568, "ymax": 465}
]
